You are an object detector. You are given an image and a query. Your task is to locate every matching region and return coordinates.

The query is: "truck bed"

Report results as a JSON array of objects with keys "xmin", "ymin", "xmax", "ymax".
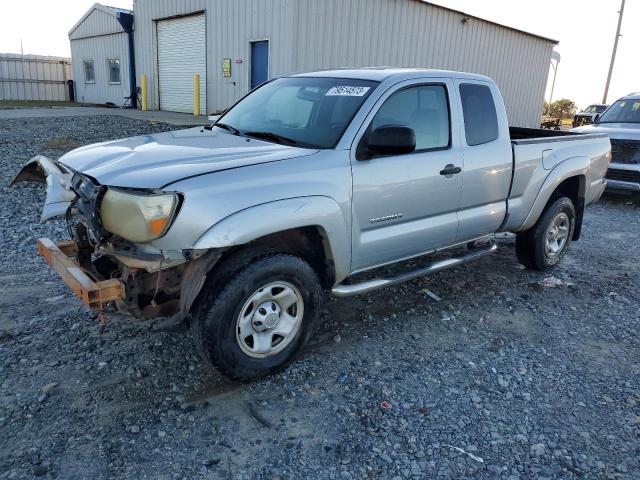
[
  {"xmin": 509, "ymin": 126, "xmax": 578, "ymax": 142},
  {"xmin": 502, "ymin": 127, "xmax": 610, "ymax": 232}
]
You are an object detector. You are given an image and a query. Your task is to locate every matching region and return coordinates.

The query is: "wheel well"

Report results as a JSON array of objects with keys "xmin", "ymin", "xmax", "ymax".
[
  {"xmin": 232, "ymin": 227, "xmax": 336, "ymax": 288},
  {"xmin": 550, "ymin": 175, "xmax": 585, "ymax": 240}
]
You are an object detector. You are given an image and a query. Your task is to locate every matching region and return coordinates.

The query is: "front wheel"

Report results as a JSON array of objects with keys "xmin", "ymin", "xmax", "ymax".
[
  {"xmin": 515, "ymin": 196, "xmax": 575, "ymax": 271},
  {"xmin": 191, "ymin": 252, "xmax": 322, "ymax": 381}
]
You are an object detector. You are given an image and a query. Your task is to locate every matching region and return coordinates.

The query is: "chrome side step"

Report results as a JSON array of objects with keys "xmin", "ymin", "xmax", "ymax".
[{"xmin": 331, "ymin": 240, "xmax": 497, "ymax": 297}]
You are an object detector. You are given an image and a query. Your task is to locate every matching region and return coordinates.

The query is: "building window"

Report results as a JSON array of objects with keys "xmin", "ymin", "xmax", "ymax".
[
  {"xmin": 459, "ymin": 83, "xmax": 499, "ymax": 146},
  {"xmin": 107, "ymin": 59, "xmax": 121, "ymax": 84},
  {"xmin": 83, "ymin": 60, "xmax": 95, "ymax": 84}
]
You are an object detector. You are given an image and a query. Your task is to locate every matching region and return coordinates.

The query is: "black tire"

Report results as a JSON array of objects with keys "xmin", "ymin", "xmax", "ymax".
[
  {"xmin": 191, "ymin": 252, "xmax": 322, "ymax": 381},
  {"xmin": 515, "ymin": 196, "xmax": 575, "ymax": 271}
]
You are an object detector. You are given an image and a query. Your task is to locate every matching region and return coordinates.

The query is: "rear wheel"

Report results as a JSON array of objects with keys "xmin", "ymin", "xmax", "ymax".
[
  {"xmin": 516, "ymin": 196, "xmax": 575, "ymax": 271},
  {"xmin": 191, "ymin": 252, "xmax": 322, "ymax": 381}
]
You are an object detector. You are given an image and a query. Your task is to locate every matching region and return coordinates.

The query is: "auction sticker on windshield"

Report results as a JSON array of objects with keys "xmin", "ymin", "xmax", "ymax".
[{"xmin": 326, "ymin": 86, "xmax": 370, "ymax": 96}]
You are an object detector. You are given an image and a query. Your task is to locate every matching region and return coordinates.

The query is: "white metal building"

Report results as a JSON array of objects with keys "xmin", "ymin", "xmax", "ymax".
[
  {"xmin": 132, "ymin": 0, "xmax": 558, "ymax": 127},
  {"xmin": 69, "ymin": 3, "xmax": 135, "ymax": 106},
  {"xmin": 0, "ymin": 54, "xmax": 72, "ymax": 101}
]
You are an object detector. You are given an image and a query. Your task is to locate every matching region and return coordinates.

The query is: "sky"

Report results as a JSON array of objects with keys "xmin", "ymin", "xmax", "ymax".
[
  {"xmin": 430, "ymin": 0, "xmax": 639, "ymax": 108},
  {"xmin": 0, "ymin": 0, "xmax": 637, "ymax": 109}
]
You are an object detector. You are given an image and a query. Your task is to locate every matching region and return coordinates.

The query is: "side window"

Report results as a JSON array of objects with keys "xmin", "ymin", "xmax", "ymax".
[
  {"xmin": 83, "ymin": 60, "xmax": 95, "ymax": 84},
  {"xmin": 459, "ymin": 83, "xmax": 499, "ymax": 146},
  {"xmin": 107, "ymin": 59, "xmax": 121, "ymax": 84},
  {"xmin": 371, "ymin": 85, "xmax": 450, "ymax": 151}
]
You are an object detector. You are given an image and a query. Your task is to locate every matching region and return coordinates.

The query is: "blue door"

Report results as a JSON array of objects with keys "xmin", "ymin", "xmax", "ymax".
[{"xmin": 250, "ymin": 41, "xmax": 269, "ymax": 90}]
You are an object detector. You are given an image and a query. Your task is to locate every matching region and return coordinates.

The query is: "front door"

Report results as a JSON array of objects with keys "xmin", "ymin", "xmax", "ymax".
[
  {"xmin": 350, "ymin": 79, "xmax": 464, "ymax": 272},
  {"xmin": 250, "ymin": 41, "xmax": 269, "ymax": 90}
]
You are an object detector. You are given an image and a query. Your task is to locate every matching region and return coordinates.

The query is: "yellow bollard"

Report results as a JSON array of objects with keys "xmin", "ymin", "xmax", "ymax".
[
  {"xmin": 141, "ymin": 74, "xmax": 148, "ymax": 111},
  {"xmin": 194, "ymin": 74, "xmax": 201, "ymax": 116}
]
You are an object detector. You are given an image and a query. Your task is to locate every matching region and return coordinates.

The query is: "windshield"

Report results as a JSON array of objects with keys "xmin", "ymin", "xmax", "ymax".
[
  {"xmin": 215, "ymin": 77, "xmax": 379, "ymax": 148},
  {"xmin": 597, "ymin": 99, "xmax": 640, "ymax": 123},
  {"xmin": 583, "ymin": 105, "xmax": 607, "ymax": 114}
]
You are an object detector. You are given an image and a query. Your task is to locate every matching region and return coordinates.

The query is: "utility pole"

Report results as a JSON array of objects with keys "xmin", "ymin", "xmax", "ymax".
[
  {"xmin": 546, "ymin": 51, "xmax": 561, "ymax": 116},
  {"xmin": 603, "ymin": 0, "xmax": 625, "ymax": 104}
]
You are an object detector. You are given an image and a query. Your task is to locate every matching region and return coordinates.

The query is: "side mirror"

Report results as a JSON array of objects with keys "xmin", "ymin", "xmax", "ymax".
[
  {"xmin": 591, "ymin": 113, "xmax": 600, "ymax": 124},
  {"xmin": 367, "ymin": 125, "xmax": 416, "ymax": 157}
]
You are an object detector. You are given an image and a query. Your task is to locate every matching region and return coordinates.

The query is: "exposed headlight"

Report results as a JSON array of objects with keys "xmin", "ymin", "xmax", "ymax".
[{"xmin": 100, "ymin": 189, "xmax": 178, "ymax": 243}]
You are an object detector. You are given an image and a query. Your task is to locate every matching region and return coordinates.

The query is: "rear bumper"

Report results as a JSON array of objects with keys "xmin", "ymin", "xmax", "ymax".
[{"xmin": 37, "ymin": 238, "xmax": 124, "ymax": 310}]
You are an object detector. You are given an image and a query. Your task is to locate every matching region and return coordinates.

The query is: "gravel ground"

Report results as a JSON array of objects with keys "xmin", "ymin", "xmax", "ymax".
[{"xmin": 1, "ymin": 116, "xmax": 639, "ymax": 480}]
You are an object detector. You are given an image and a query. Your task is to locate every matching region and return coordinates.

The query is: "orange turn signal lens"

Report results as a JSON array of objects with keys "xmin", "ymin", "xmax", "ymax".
[{"xmin": 149, "ymin": 217, "xmax": 169, "ymax": 236}]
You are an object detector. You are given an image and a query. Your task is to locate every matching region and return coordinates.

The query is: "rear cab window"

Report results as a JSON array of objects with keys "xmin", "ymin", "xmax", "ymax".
[{"xmin": 459, "ymin": 83, "xmax": 499, "ymax": 146}]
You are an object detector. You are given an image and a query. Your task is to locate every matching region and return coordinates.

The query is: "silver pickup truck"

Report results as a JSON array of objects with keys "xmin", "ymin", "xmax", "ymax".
[{"xmin": 13, "ymin": 68, "xmax": 610, "ymax": 380}]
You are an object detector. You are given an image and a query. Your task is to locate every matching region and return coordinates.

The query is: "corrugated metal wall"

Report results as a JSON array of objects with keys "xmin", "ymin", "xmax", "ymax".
[
  {"xmin": 0, "ymin": 54, "xmax": 72, "ymax": 102},
  {"xmin": 133, "ymin": 0, "xmax": 554, "ymax": 126},
  {"xmin": 291, "ymin": 0, "xmax": 554, "ymax": 127},
  {"xmin": 134, "ymin": 0, "xmax": 297, "ymax": 114},
  {"xmin": 70, "ymin": 33, "xmax": 130, "ymax": 105},
  {"xmin": 69, "ymin": 8, "xmax": 123, "ymax": 40}
]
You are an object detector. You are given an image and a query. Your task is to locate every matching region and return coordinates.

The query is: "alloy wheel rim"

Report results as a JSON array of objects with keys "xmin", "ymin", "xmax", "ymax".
[
  {"xmin": 544, "ymin": 212, "xmax": 570, "ymax": 258},
  {"xmin": 235, "ymin": 281, "xmax": 304, "ymax": 358}
]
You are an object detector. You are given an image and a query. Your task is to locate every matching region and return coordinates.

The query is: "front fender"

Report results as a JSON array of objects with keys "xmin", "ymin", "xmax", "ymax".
[
  {"xmin": 518, "ymin": 156, "xmax": 588, "ymax": 231},
  {"xmin": 194, "ymin": 196, "xmax": 351, "ymax": 281},
  {"xmin": 11, "ymin": 155, "xmax": 76, "ymax": 222}
]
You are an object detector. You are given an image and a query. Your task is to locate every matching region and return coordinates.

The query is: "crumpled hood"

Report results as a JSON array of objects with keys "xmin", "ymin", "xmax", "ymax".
[
  {"xmin": 59, "ymin": 127, "xmax": 318, "ymax": 189},
  {"xmin": 571, "ymin": 122, "xmax": 640, "ymax": 140}
]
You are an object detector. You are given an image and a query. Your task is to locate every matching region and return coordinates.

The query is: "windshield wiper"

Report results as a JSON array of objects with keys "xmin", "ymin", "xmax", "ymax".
[
  {"xmin": 242, "ymin": 131, "xmax": 299, "ymax": 146},
  {"xmin": 214, "ymin": 123, "xmax": 241, "ymax": 135}
]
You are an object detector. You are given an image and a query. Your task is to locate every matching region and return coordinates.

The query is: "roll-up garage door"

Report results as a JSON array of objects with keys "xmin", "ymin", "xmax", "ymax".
[{"xmin": 157, "ymin": 14, "xmax": 206, "ymax": 113}]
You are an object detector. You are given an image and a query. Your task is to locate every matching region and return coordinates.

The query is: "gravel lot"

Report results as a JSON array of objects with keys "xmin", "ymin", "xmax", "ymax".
[{"xmin": 1, "ymin": 116, "xmax": 639, "ymax": 480}]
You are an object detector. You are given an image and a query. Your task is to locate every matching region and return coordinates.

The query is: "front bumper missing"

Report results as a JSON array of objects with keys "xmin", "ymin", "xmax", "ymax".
[{"xmin": 37, "ymin": 238, "xmax": 124, "ymax": 310}]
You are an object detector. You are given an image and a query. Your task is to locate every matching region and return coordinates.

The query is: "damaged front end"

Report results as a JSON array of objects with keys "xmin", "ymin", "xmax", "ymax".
[
  {"xmin": 11, "ymin": 155, "xmax": 76, "ymax": 222},
  {"xmin": 12, "ymin": 156, "xmax": 220, "ymax": 327}
]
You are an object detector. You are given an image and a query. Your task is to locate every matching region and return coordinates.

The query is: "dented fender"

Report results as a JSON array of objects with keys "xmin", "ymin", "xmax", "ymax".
[
  {"xmin": 193, "ymin": 196, "xmax": 352, "ymax": 282},
  {"xmin": 11, "ymin": 156, "xmax": 76, "ymax": 222}
]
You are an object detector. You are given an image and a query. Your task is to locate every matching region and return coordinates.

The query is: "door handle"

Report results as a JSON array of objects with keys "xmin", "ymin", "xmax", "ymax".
[{"xmin": 439, "ymin": 164, "xmax": 462, "ymax": 176}]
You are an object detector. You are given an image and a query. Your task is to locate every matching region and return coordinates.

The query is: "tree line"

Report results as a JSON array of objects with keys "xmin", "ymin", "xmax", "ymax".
[{"xmin": 543, "ymin": 99, "xmax": 578, "ymax": 119}]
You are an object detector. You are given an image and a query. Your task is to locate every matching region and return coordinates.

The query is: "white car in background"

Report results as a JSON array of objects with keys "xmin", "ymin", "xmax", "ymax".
[{"xmin": 572, "ymin": 92, "xmax": 640, "ymax": 193}]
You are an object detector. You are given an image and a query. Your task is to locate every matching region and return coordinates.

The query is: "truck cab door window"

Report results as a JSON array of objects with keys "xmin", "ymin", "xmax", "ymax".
[{"xmin": 366, "ymin": 85, "xmax": 450, "ymax": 153}]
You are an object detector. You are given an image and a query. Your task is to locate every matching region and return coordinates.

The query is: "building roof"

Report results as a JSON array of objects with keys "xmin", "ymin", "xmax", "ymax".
[
  {"xmin": 422, "ymin": 1, "xmax": 559, "ymax": 44},
  {"xmin": 68, "ymin": 3, "xmax": 132, "ymax": 37}
]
